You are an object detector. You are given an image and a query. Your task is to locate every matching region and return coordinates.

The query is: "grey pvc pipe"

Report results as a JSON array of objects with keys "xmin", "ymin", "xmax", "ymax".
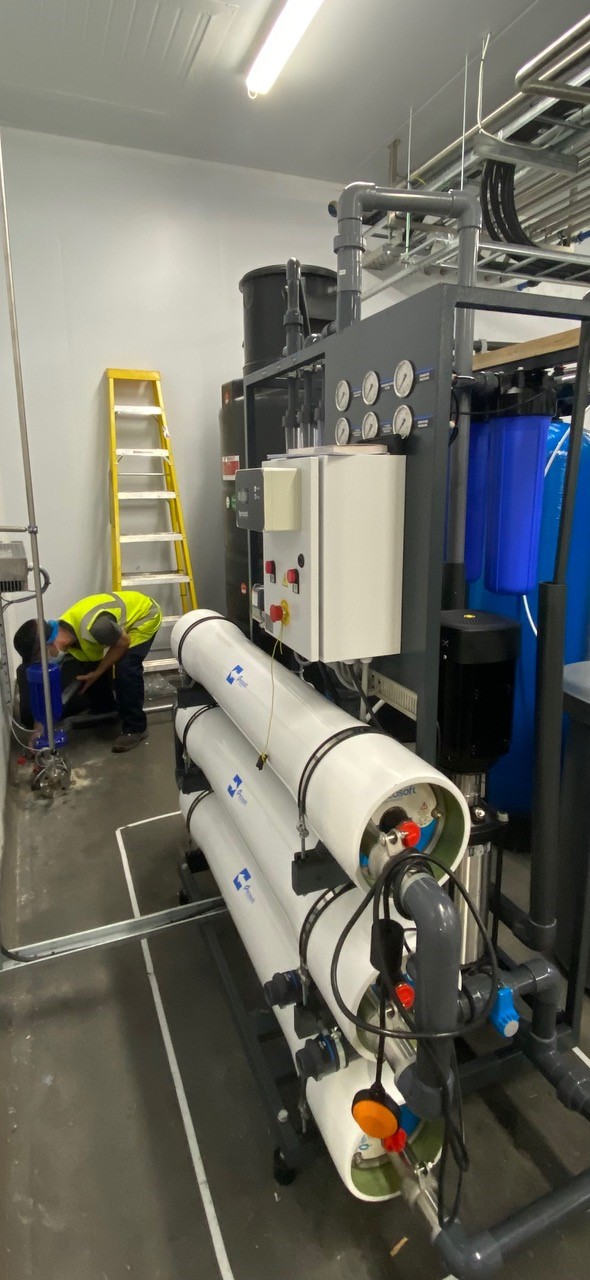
[
  {"xmin": 438, "ymin": 1170, "xmax": 590, "ymax": 1279},
  {"xmin": 395, "ymin": 872, "xmax": 461, "ymax": 1116},
  {"xmin": 528, "ymin": 581, "xmax": 566, "ymax": 951},
  {"xmin": 447, "ymin": 190, "xmax": 480, "ymax": 589},
  {"xmin": 334, "ymin": 182, "xmax": 480, "ymax": 332},
  {"xmin": 284, "ymin": 257, "xmax": 303, "ymax": 356},
  {"xmin": 333, "ymin": 181, "xmax": 480, "ymax": 588},
  {"xmin": 0, "ymin": 128, "xmax": 55, "ymax": 751}
]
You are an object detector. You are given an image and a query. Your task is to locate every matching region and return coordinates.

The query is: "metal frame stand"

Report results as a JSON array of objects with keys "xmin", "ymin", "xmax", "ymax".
[{"xmin": 178, "ymin": 850, "xmax": 318, "ymax": 1178}]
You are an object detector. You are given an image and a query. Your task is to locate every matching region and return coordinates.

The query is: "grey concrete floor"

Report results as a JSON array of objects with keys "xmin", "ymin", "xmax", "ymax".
[{"xmin": 1, "ymin": 713, "xmax": 590, "ymax": 1280}]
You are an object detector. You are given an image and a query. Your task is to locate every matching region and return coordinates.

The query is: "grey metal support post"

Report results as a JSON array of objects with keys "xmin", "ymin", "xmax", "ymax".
[
  {"xmin": 0, "ymin": 128, "xmax": 55, "ymax": 751},
  {"xmin": 528, "ymin": 316, "xmax": 590, "ymax": 953}
]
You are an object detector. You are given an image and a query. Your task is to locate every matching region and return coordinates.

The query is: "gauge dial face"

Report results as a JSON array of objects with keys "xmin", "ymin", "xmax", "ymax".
[
  {"xmin": 394, "ymin": 359, "xmax": 415, "ymax": 398},
  {"xmin": 393, "ymin": 404, "xmax": 414, "ymax": 439},
  {"xmin": 361, "ymin": 410, "xmax": 380, "ymax": 441},
  {"xmin": 335, "ymin": 379, "xmax": 351, "ymax": 412},
  {"xmin": 335, "ymin": 416, "xmax": 351, "ymax": 446},
  {"xmin": 362, "ymin": 369, "xmax": 380, "ymax": 405}
]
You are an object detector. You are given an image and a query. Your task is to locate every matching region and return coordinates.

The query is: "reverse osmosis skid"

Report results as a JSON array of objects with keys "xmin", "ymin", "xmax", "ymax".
[{"xmin": 173, "ymin": 128, "xmax": 590, "ymax": 1276}]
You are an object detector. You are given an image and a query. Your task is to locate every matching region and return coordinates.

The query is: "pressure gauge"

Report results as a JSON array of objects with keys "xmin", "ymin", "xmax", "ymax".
[
  {"xmin": 335, "ymin": 379, "xmax": 351, "ymax": 412},
  {"xmin": 393, "ymin": 358, "xmax": 415, "ymax": 398},
  {"xmin": 335, "ymin": 416, "xmax": 351, "ymax": 445},
  {"xmin": 393, "ymin": 404, "xmax": 414, "ymax": 439},
  {"xmin": 361, "ymin": 411, "xmax": 380, "ymax": 441},
  {"xmin": 362, "ymin": 370, "xmax": 380, "ymax": 405}
]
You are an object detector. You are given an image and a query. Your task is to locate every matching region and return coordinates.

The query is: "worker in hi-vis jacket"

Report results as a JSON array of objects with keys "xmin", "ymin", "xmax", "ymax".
[{"xmin": 14, "ymin": 590, "xmax": 162, "ymax": 753}]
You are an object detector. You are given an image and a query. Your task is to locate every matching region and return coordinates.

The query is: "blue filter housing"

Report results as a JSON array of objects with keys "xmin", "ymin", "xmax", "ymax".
[
  {"xmin": 470, "ymin": 419, "xmax": 590, "ymax": 818},
  {"xmin": 484, "ymin": 414, "xmax": 550, "ymax": 594},
  {"xmin": 464, "ymin": 421, "xmax": 490, "ymax": 583},
  {"xmin": 26, "ymin": 661, "xmax": 68, "ymax": 748}
]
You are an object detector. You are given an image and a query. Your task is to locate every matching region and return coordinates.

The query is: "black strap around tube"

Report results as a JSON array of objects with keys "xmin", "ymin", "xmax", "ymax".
[
  {"xmin": 181, "ymin": 704, "xmax": 215, "ymax": 754},
  {"xmin": 297, "ymin": 724, "xmax": 376, "ymax": 826},
  {"xmin": 176, "ymin": 613, "xmax": 228, "ymax": 669},
  {"xmin": 185, "ymin": 790, "xmax": 213, "ymax": 829}
]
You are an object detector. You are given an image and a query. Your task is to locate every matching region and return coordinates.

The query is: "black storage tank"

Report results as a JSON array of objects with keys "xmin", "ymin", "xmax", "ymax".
[{"xmin": 239, "ymin": 264, "xmax": 337, "ymax": 374}]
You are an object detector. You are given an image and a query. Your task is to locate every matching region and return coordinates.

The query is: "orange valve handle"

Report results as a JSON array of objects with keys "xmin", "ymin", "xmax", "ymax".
[{"xmin": 351, "ymin": 1088, "xmax": 401, "ymax": 1140}]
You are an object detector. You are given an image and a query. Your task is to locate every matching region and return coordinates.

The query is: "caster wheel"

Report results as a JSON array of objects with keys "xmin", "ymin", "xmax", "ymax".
[
  {"xmin": 178, "ymin": 889, "xmax": 190, "ymax": 906},
  {"xmin": 273, "ymin": 1147, "xmax": 297, "ymax": 1186}
]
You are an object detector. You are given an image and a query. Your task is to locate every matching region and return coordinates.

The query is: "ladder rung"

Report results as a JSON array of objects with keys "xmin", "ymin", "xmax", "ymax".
[
  {"xmin": 107, "ymin": 368, "xmax": 160, "ymax": 381},
  {"xmin": 117, "ymin": 448, "xmax": 169, "ymax": 457},
  {"xmin": 121, "ymin": 572, "xmax": 191, "ymax": 586},
  {"xmin": 118, "ymin": 491, "xmax": 176, "ymax": 500},
  {"xmin": 144, "ymin": 657, "xmax": 179, "ymax": 672},
  {"xmin": 114, "ymin": 405, "xmax": 163, "ymax": 417},
  {"xmin": 119, "ymin": 533, "xmax": 183, "ymax": 543}
]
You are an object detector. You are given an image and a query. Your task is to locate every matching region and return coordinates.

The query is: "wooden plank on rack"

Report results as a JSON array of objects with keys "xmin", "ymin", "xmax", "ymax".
[{"xmin": 473, "ymin": 326, "xmax": 581, "ymax": 371}]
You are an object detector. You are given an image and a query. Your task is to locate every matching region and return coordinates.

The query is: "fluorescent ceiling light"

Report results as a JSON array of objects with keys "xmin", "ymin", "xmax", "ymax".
[{"xmin": 246, "ymin": 0, "xmax": 326, "ymax": 97}]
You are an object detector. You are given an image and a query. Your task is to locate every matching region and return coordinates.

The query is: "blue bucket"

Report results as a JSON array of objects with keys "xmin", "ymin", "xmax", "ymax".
[{"xmin": 26, "ymin": 662, "xmax": 67, "ymax": 748}]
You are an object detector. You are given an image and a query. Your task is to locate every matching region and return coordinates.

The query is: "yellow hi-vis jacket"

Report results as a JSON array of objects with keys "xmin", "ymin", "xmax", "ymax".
[{"xmin": 59, "ymin": 591, "xmax": 162, "ymax": 662}]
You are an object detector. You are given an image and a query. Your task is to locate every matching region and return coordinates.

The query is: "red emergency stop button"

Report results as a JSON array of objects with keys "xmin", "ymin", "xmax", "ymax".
[
  {"xmin": 265, "ymin": 560, "xmax": 275, "ymax": 575},
  {"xmin": 398, "ymin": 820, "xmax": 421, "ymax": 849},
  {"xmin": 286, "ymin": 568, "xmax": 299, "ymax": 585},
  {"xmin": 269, "ymin": 604, "xmax": 284, "ymax": 624}
]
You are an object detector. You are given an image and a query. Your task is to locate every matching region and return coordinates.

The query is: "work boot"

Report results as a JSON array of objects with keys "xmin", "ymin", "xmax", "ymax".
[{"xmin": 112, "ymin": 730, "xmax": 148, "ymax": 753}]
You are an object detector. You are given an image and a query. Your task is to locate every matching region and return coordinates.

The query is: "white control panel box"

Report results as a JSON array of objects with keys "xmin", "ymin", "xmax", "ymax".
[{"xmin": 262, "ymin": 452, "xmax": 405, "ymax": 663}]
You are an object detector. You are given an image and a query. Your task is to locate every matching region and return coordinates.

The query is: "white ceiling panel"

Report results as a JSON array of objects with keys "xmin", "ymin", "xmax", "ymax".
[
  {"xmin": 0, "ymin": 0, "xmax": 238, "ymax": 113},
  {"xmin": 0, "ymin": 0, "xmax": 587, "ymax": 183}
]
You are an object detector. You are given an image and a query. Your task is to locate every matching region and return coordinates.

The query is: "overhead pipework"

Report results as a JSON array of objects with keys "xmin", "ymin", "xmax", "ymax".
[{"xmin": 362, "ymin": 17, "xmax": 590, "ymax": 297}]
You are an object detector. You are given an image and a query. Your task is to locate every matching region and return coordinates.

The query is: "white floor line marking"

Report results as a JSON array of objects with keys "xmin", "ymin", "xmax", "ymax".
[
  {"xmin": 115, "ymin": 824, "xmax": 235, "ymax": 1280},
  {"xmin": 119, "ymin": 810, "xmax": 180, "ymax": 830},
  {"xmin": 574, "ymin": 1045, "xmax": 590, "ymax": 1069}
]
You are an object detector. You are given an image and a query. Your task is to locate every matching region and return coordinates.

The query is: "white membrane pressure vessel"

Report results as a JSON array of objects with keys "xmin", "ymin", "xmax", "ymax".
[
  {"xmin": 181, "ymin": 789, "xmax": 440, "ymax": 1201},
  {"xmin": 172, "ymin": 610, "xmax": 470, "ymax": 887},
  {"xmin": 176, "ymin": 704, "xmax": 396, "ymax": 1055}
]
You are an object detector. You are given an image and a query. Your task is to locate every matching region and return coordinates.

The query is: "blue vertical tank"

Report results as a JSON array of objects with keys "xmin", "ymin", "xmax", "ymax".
[{"xmin": 469, "ymin": 415, "xmax": 590, "ymax": 820}]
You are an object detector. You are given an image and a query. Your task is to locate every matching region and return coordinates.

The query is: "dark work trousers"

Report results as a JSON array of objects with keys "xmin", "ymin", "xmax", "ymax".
[{"xmin": 80, "ymin": 636, "xmax": 155, "ymax": 734}]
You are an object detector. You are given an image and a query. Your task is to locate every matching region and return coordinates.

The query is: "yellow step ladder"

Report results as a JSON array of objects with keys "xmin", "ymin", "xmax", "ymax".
[{"xmin": 106, "ymin": 368, "xmax": 197, "ymax": 672}]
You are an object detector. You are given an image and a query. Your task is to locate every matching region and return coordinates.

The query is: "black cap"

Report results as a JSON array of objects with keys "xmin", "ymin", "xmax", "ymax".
[{"xmin": 13, "ymin": 619, "xmax": 52, "ymax": 665}]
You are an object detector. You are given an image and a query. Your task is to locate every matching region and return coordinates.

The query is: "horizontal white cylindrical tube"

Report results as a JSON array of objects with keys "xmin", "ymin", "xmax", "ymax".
[
  {"xmin": 176, "ymin": 704, "xmax": 395, "ymax": 1054},
  {"xmin": 172, "ymin": 610, "xmax": 470, "ymax": 888},
  {"xmin": 180, "ymin": 788, "xmax": 406, "ymax": 1201}
]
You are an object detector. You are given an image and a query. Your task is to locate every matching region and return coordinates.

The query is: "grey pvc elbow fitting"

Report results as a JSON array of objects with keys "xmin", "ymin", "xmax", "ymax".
[
  {"xmin": 394, "ymin": 871, "xmax": 461, "ymax": 1117},
  {"xmin": 437, "ymin": 1224, "xmax": 503, "ymax": 1279}
]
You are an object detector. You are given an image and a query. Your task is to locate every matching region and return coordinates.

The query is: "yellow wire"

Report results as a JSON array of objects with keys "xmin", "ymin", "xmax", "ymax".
[{"xmin": 258, "ymin": 623, "xmax": 283, "ymax": 768}]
